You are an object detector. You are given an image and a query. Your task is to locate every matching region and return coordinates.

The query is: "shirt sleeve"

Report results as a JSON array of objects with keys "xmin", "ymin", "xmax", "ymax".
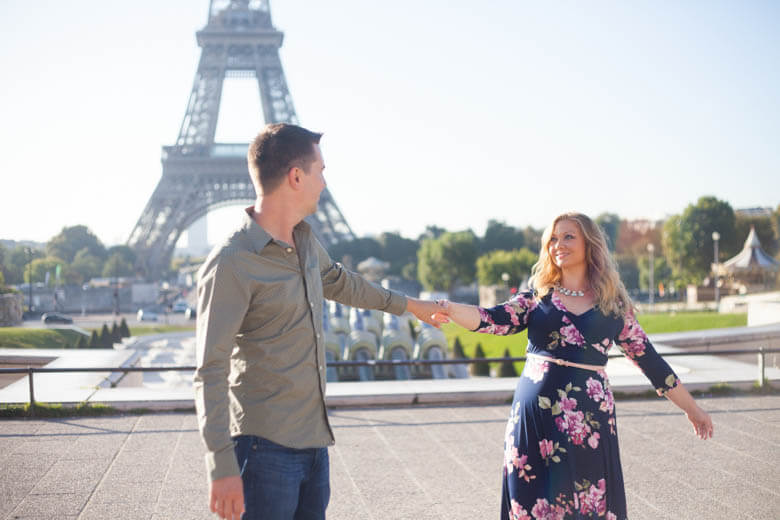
[
  {"xmin": 472, "ymin": 291, "xmax": 537, "ymax": 335},
  {"xmin": 614, "ymin": 312, "xmax": 680, "ymax": 396},
  {"xmin": 314, "ymin": 238, "xmax": 407, "ymax": 315},
  {"xmin": 193, "ymin": 252, "xmax": 252, "ymax": 481}
]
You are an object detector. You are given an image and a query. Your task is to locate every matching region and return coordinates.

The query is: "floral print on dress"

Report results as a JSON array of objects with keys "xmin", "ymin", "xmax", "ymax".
[
  {"xmin": 510, "ymin": 500, "xmax": 531, "ymax": 520},
  {"xmin": 559, "ymin": 315, "xmax": 585, "ymax": 346},
  {"xmin": 505, "ymin": 438, "xmax": 536, "ymax": 483},
  {"xmin": 524, "ymin": 356, "xmax": 550, "ymax": 383},
  {"xmin": 474, "ymin": 291, "xmax": 679, "ymax": 520},
  {"xmin": 616, "ymin": 313, "xmax": 648, "ymax": 359},
  {"xmin": 538, "ymin": 438, "xmax": 567, "ymax": 466},
  {"xmin": 475, "ymin": 292, "xmax": 537, "ymax": 335}
]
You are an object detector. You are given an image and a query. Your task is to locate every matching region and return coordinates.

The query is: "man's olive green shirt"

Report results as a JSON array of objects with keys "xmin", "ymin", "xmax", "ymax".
[{"xmin": 194, "ymin": 210, "xmax": 407, "ymax": 481}]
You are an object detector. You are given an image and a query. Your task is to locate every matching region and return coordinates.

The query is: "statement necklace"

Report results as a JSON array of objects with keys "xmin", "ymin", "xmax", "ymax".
[{"xmin": 555, "ymin": 284, "xmax": 586, "ymax": 297}]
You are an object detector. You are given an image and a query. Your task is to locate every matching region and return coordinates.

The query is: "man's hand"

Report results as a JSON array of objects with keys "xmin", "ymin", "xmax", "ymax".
[
  {"xmin": 406, "ymin": 298, "xmax": 444, "ymax": 328},
  {"xmin": 210, "ymin": 475, "xmax": 244, "ymax": 520}
]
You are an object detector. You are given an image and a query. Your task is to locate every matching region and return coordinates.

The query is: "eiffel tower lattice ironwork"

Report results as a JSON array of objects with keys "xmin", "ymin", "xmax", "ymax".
[{"xmin": 128, "ymin": 0, "xmax": 355, "ymax": 279}]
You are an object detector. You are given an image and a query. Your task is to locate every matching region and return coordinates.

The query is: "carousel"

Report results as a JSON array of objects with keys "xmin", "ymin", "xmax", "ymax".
[{"xmin": 715, "ymin": 227, "xmax": 780, "ymax": 293}]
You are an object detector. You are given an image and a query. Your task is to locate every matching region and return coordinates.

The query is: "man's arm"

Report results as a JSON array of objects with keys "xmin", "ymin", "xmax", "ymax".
[
  {"xmin": 314, "ymin": 239, "xmax": 440, "ymax": 326},
  {"xmin": 193, "ymin": 254, "xmax": 251, "ymax": 518}
]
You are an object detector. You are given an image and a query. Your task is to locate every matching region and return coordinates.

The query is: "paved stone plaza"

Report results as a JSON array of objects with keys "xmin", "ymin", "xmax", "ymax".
[{"xmin": 0, "ymin": 394, "xmax": 778, "ymax": 519}]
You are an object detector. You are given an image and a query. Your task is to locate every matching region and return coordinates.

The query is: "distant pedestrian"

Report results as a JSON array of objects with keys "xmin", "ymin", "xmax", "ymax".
[
  {"xmin": 193, "ymin": 123, "xmax": 440, "ymax": 520},
  {"xmin": 433, "ymin": 212, "xmax": 713, "ymax": 520}
]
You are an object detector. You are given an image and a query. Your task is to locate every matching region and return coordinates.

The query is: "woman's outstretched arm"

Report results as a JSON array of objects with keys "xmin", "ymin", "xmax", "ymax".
[
  {"xmin": 664, "ymin": 384, "xmax": 714, "ymax": 440},
  {"xmin": 432, "ymin": 299, "xmax": 481, "ymax": 331}
]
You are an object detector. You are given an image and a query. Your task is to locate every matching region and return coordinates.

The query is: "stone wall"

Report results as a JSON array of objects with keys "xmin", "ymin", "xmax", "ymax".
[{"xmin": 0, "ymin": 293, "xmax": 23, "ymax": 327}]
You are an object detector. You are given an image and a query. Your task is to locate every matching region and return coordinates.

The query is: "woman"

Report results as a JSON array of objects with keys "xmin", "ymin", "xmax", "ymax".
[{"xmin": 433, "ymin": 212, "xmax": 713, "ymax": 520}]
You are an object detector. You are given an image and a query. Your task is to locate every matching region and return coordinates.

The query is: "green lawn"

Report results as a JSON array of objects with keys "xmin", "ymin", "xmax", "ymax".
[
  {"xmin": 636, "ymin": 312, "xmax": 746, "ymax": 334},
  {"xmin": 0, "ymin": 328, "xmax": 88, "ymax": 349},
  {"xmin": 0, "ymin": 324, "xmax": 196, "ymax": 349},
  {"xmin": 127, "ymin": 324, "xmax": 195, "ymax": 336}
]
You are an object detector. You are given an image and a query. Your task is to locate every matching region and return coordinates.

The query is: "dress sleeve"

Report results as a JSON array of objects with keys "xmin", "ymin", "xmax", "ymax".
[
  {"xmin": 472, "ymin": 291, "xmax": 537, "ymax": 336},
  {"xmin": 614, "ymin": 312, "xmax": 680, "ymax": 396}
]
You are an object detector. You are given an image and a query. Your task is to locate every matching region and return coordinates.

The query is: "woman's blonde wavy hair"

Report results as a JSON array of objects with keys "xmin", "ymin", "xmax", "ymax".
[{"xmin": 529, "ymin": 212, "xmax": 634, "ymax": 318}]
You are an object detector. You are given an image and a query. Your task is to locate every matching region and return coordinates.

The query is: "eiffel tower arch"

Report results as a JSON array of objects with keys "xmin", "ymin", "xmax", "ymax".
[{"xmin": 129, "ymin": 0, "xmax": 355, "ymax": 279}]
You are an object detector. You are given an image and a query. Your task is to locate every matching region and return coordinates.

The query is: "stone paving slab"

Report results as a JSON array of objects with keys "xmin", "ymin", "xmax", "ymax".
[{"xmin": 1, "ymin": 394, "xmax": 778, "ymax": 519}]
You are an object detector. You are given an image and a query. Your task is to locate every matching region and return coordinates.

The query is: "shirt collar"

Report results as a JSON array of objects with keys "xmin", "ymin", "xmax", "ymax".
[{"xmin": 241, "ymin": 206, "xmax": 313, "ymax": 255}]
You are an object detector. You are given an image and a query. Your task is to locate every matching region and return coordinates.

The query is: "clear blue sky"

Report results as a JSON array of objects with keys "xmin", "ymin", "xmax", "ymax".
[{"xmin": 1, "ymin": 0, "xmax": 778, "ymax": 247}]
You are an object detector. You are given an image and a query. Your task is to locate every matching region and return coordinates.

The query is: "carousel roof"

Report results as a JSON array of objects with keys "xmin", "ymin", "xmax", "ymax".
[{"xmin": 722, "ymin": 227, "xmax": 780, "ymax": 272}]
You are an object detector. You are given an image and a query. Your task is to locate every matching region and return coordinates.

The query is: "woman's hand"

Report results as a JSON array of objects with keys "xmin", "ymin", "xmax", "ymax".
[
  {"xmin": 685, "ymin": 406, "xmax": 714, "ymax": 440},
  {"xmin": 431, "ymin": 299, "xmax": 451, "ymax": 324}
]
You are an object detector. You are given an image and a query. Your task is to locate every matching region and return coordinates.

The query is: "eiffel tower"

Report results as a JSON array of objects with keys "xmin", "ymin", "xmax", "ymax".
[{"xmin": 128, "ymin": 0, "xmax": 355, "ymax": 279}]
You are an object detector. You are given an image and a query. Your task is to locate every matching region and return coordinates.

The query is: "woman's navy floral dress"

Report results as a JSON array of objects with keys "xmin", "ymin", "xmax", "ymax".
[{"xmin": 474, "ymin": 291, "xmax": 679, "ymax": 520}]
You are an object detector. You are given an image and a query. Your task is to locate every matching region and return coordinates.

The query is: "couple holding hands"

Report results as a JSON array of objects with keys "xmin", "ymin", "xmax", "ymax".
[{"xmin": 194, "ymin": 123, "xmax": 713, "ymax": 520}]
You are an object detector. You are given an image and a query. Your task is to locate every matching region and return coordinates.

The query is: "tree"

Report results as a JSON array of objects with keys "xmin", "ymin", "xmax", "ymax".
[
  {"xmin": 735, "ymin": 216, "xmax": 777, "ymax": 257},
  {"xmin": 99, "ymin": 324, "xmax": 113, "ymax": 348},
  {"xmin": 106, "ymin": 245, "xmax": 137, "ymax": 266},
  {"xmin": 111, "ymin": 322, "xmax": 122, "ymax": 344},
  {"xmin": 89, "ymin": 330, "xmax": 100, "ymax": 348},
  {"xmin": 471, "ymin": 343, "xmax": 490, "ymax": 376},
  {"xmin": 498, "ymin": 348, "xmax": 518, "ymax": 377},
  {"xmin": 662, "ymin": 196, "xmax": 738, "ymax": 283},
  {"xmin": 615, "ymin": 255, "xmax": 639, "ymax": 291},
  {"xmin": 70, "ymin": 248, "xmax": 104, "ymax": 284},
  {"xmin": 476, "ymin": 248, "xmax": 537, "ymax": 287},
  {"xmin": 638, "ymin": 255, "xmax": 672, "ymax": 293},
  {"xmin": 119, "ymin": 318, "xmax": 131, "ymax": 338},
  {"xmin": 3, "ymin": 246, "xmax": 44, "ymax": 284},
  {"xmin": 47, "ymin": 225, "xmax": 106, "ymax": 263},
  {"xmin": 377, "ymin": 232, "xmax": 419, "ymax": 277},
  {"xmin": 400, "ymin": 262, "xmax": 417, "ymax": 281},
  {"xmin": 452, "ymin": 337, "xmax": 467, "ymax": 359},
  {"xmin": 76, "ymin": 335, "xmax": 88, "ymax": 348},
  {"xmin": 418, "ymin": 225, "xmax": 446, "ymax": 241},
  {"xmin": 102, "ymin": 252, "xmax": 134, "ymax": 278},
  {"xmin": 328, "ymin": 237, "xmax": 382, "ymax": 270},
  {"xmin": 615, "ymin": 219, "xmax": 662, "ymax": 257},
  {"xmin": 521, "ymin": 227, "xmax": 543, "ymax": 254},
  {"xmin": 480, "ymin": 220, "xmax": 525, "ymax": 254},
  {"xmin": 595, "ymin": 213, "xmax": 620, "ymax": 251},
  {"xmin": 25, "ymin": 256, "xmax": 67, "ymax": 286},
  {"xmin": 417, "ymin": 230, "xmax": 478, "ymax": 293}
]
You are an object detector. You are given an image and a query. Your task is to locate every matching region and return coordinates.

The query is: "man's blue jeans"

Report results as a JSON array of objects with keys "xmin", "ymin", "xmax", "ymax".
[{"xmin": 233, "ymin": 435, "xmax": 330, "ymax": 520}]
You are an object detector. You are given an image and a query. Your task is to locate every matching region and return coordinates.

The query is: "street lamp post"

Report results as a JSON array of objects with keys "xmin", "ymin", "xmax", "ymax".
[
  {"xmin": 712, "ymin": 231, "xmax": 720, "ymax": 307},
  {"xmin": 25, "ymin": 247, "xmax": 33, "ymax": 314},
  {"xmin": 647, "ymin": 243, "xmax": 654, "ymax": 309}
]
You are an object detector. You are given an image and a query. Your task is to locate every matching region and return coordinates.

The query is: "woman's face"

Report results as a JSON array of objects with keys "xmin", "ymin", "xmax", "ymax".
[{"xmin": 548, "ymin": 219, "xmax": 587, "ymax": 271}]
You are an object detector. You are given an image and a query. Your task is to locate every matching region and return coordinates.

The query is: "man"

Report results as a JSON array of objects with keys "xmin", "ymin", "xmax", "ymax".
[{"xmin": 194, "ymin": 123, "xmax": 440, "ymax": 520}]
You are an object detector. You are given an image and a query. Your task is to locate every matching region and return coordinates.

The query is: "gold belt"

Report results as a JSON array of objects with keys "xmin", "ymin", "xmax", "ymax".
[{"xmin": 525, "ymin": 353, "xmax": 605, "ymax": 372}]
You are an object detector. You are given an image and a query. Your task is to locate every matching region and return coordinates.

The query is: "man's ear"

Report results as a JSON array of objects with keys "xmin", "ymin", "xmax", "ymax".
[{"xmin": 287, "ymin": 166, "xmax": 302, "ymax": 190}]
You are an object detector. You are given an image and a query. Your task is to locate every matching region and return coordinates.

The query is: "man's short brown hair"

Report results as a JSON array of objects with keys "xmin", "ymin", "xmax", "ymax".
[{"xmin": 247, "ymin": 123, "xmax": 323, "ymax": 194}]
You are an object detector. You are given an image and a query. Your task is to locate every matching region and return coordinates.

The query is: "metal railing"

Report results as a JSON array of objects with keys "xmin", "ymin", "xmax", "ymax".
[{"xmin": 1, "ymin": 348, "xmax": 777, "ymax": 414}]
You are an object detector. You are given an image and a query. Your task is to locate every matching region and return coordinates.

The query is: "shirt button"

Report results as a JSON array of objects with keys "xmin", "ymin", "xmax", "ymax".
[
  {"xmin": 285, "ymin": 247, "xmax": 293, "ymax": 253},
  {"xmin": 319, "ymin": 365, "xmax": 323, "ymax": 371},
  {"xmin": 316, "ymin": 333, "xmax": 320, "ymax": 338}
]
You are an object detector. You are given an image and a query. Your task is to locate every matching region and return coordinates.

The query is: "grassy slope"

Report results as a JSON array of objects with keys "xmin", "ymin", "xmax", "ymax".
[{"xmin": 0, "ymin": 328, "xmax": 87, "ymax": 349}]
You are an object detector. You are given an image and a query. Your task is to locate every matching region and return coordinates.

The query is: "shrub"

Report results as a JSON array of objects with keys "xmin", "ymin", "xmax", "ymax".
[
  {"xmin": 99, "ymin": 324, "xmax": 112, "ymax": 348},
  {"xmin": 89, "ymin": 330, "xmax": 100, "ymax": 348},
  {"xmin": 119, "ymin": 318, "xmax": 131, "ymax": 338},
  {"xmin": 76, "ymin": 335, "xmax": 88, "ymax": 348},
  {"xmin": 452, "ymin": 337, "xmax": 467, "ymax": 359},
  {"xmin": 471, "ymin": 343, "xmax": 490, "ymax": 376},
  {"xmin": 111, "ymin": 322, "xmax": 122, "ymax": 344},
  {"xmin": 499, "ymin": 348, "xmax": 518, "ymax": 377}
]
